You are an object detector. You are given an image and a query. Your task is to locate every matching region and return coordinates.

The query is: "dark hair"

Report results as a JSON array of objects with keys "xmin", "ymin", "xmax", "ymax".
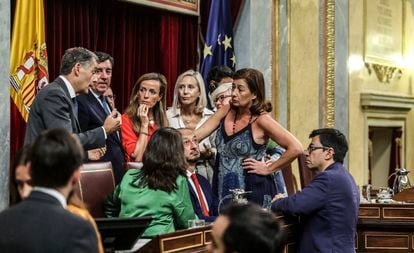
[
  {"xmin": 29, "ymin": 129, "xmax": 84, "ymax": 188},
  {"xmin": 10, "ymin": 145, "xmax": 31, "ymax": 204},
  {"xmin": 207, "ymin": 65, "xmax": 234, "ymax": 91},
  {"xmin": 233, "ymin": 68, "xmax": 272, "ymax": 115},
  {"xmin": 60, "ymin": 47, "xmax": 98, "ymax": 75},
  {"xmin": 95, "ymin": 51, "xmax": 114, "ymax": 67},
  {"xmin": 137, "ymin": 128, "xmax": 187, "ymax": 193},
  {"xmin": 309, "ymin": 128, "xmax": 348, "ymax": 163},
  {"xmin": 221, "ymin": 203, "xmax": 285, "ymax": 253},
  {"xmin": 125, "ymin": 73, "xmax": 168, "ymax": 134}
]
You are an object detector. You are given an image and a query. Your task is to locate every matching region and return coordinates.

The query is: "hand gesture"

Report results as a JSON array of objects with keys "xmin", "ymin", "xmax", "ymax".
[
  {"xmin": 87, "ymin": 146, "xmax": 107, "ymax": 160},
  {"xmin": 271, "ymin": 193, "xmax": 286, "ymax": 203},
  {"xmin": 242, "ymin": 157, "xmax": 272, "ymax": 175},
  {"xmin": 137, "ymin": 104, "xmax": 149, "ymax": 127},
  {"xmin": 103, "ymin": 109, "xmax": 121, "ymax": 134}
]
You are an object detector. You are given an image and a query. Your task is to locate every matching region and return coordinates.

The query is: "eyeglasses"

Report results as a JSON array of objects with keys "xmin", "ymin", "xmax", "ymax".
[
  {"xmin": 215, "ymin": 94, "xmax": 231, "ymax": 103},
  {"xmin": 106, "ymin": 94, "xmax": 116, "ymax": 100},
  {"xmin": 306, "ymin": 145, "xmax": 330, "ymax": 153}
]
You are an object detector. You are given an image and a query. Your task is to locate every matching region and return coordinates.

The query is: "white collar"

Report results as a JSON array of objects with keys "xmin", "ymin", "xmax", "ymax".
[
  {"xmin": 186, "ymin": 170, "xmax": 195, "ymax": 178},
  {"xmin": 59, "ymin": 75, "xmax": 76, "ymax": 99},
  {"xmin": 89, "ymin": 88, "xmax": 101, "ymax": 99},
  {"xmin": 33, "ymin": 187, "xmax": 67, "ymax": 208}
]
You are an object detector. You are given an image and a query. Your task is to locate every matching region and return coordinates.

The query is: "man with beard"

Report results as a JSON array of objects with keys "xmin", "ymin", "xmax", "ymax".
[{"xmin": 179, "ymin": 128, "xmax": 217, "ymax": 222}]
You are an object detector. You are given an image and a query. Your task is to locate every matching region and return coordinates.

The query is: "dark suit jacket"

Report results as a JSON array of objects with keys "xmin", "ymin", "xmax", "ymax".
[
  {"xmin": 272, "ymin": 162, "xmax": 360, "ymax": 253},
  {"xmin": 24, "ymin": 77, "xmax": 105, "ymax": 150},
  {"xmin": 77, "ymin": 91, "xmax": 125, "ymax": 183},
  {"xmin": 187, "ymin": 173, "xmax": 217, "ymax": 222},
  {"xmin": 0, "ymin": 191, "xmax": 98, "ymax": 253}
]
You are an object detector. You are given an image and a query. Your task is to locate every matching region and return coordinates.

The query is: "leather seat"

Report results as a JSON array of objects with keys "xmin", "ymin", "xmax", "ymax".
[
  {"xmin": 280, "ymin": 163, "xmax": 297, "ymax": 196},
  {"xmin": 297, "ymin": 153, "xmax": 317, "ymax": 188},
  {"xmin": 75, "ymin": 162, "xmax": 115, "ymax": 218},
  {"xmin": 126, "ymin": 162, "xmax": 143, "ymax": 170}
]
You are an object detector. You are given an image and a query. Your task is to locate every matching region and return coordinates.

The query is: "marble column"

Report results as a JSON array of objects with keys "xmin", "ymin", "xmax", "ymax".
[
  {"xmin": 234, "ymin": 0, "xmax": 273, "ymax": 102},
  {"xmin": 0, "ymin": 0, "xmax": 11, "ymax": 211}
]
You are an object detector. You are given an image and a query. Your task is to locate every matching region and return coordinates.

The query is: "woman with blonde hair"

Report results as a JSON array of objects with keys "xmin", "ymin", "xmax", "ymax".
[
  {"xmin": 122, "ymin": 73, "xmax": 168, "ymax": 162},
  {"xmin": 166, "ymin": 69, "xmax": 215, "ymax": 183}
]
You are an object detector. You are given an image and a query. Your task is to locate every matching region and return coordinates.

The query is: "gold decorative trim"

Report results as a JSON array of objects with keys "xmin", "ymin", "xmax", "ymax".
[
  {"xmin": 324, "ymin": 0, "xmax": 335, "ymax": 128},
  {"xmin": 365, "ymin": 234, "xmax": 409, "ymax": 249},
  {"xmin": 271, "ymin": 0, "xmax": 279, "ymax": 120},
  {"xmin": 203, "ymin": 229, "xmax": 212, "ymax": 244},
  {"xmin": 365, "ymin": 63, "xmax": 403, "ymax": 83},
  {"xmin": 160, "ymin": 231, "xmax": 203, "ymax": 253}
]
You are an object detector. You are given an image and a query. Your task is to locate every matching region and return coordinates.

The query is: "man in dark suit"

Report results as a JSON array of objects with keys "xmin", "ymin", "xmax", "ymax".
[
  {"xmin": 24, "ymin": 47, "xmax": 121, "ymax": 152},
  {"xmin": 271, "ymin": 128, "xmax": 360, "ymax": 253},
  {"xmin": 179, "ymin": 128, "xmax": 217, "ymax": 222},
  {"xmin": 77, "ymin": 52, "xmax": 124, "ymax": 183},
  {"xmin": 0, "ymin": 128, "xmax": 98, "ymax": 252}
]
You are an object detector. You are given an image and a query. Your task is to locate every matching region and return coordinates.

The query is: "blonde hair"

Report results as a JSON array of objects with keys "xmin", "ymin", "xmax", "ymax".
[{"xmin": 171, "ymin": 69, "xmax": 208, "ymax": 114}]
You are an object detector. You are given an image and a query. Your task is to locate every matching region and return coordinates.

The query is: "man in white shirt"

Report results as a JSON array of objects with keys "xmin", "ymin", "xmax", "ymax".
[{"xmin": 24, "ymin": 47, "xmax": 121, "ymax": 152}]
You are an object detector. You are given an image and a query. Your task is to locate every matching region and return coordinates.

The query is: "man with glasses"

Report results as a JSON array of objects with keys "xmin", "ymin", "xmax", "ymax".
[{"xmin": 271, "ymin": 128, "xmax": 359, "ymax": 253}]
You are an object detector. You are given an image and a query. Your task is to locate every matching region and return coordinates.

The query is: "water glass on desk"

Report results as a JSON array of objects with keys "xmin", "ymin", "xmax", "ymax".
[{"xmin": 188, "ymin": 219, "xmax": 205, "ymax": 228}]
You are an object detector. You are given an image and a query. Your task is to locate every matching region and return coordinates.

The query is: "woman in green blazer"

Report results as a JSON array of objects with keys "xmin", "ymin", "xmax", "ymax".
[{"xmin": 105, "ymin": 127, "xmax": 196, "ymax": 236}]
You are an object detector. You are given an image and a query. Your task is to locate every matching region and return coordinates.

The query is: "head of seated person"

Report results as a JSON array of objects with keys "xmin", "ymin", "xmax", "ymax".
[
  {"xmin": 209, "ymin": 203, "xmax": 285, "ymax": 253},
  {"xmin": 10, "ymin": 145, "xmax": 32, "ymax": 204}
]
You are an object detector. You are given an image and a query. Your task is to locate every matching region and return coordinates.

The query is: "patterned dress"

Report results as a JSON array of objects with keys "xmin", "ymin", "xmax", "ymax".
[{"xmin": 213, "ymin": 118, "xmax": 278, "ymax": 206}]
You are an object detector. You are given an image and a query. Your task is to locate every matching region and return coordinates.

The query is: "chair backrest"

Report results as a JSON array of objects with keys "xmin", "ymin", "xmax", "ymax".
[
  {"xmin": 280, "ymin": 162, "xmax": 297, "ymax": 196},
  {"xmin": 75, "ymin": 162, "xmax": 115, "ymax": 218},
  {"xmin": 297, "ymin": 153, "xmax": 317, "ymax": 188},
  {"xmin": 126, "ymin": 162, "xmax": 143, "ymax": 170}
]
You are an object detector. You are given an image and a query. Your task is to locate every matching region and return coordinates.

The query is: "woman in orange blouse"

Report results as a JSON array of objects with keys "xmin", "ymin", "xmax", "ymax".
[{"xmin": 122, "ymin": 73, "xmax": 169, "ymax": 162}]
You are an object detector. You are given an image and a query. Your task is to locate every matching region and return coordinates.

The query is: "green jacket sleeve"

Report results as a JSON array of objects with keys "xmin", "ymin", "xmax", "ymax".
[
  {"xmin": 104, "ymin": 184, "xmax": 122, "ymax": 217},
  {"xmin": 173, "ymin": 176, "xmax": 197, "ymax": 229}
]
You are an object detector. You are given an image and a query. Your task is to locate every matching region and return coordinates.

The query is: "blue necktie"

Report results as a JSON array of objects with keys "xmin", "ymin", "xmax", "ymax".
[{"xmin": 99, "ymin": 95, "xmax": 111, "ymax": 115}]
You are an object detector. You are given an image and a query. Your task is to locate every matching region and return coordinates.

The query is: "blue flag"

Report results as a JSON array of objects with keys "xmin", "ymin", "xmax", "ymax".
[{"xmin": 200, "ymin": 0, "xmax": 236, "ymax": 95}]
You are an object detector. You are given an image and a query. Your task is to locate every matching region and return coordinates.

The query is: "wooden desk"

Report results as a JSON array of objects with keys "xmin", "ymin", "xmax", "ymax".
[
  {"xmin": 135, "ymin": 214, "xmax": 299, "ymax": 253},
  {"xmin": 357, "ymin": 202, "xmax": 414, "ymax": 252},
  {"xmin": 137, "ymin": 225, "xmax": 212, "ymax": 253}
]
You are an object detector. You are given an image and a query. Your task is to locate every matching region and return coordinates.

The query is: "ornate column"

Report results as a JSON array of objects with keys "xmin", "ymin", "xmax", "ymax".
[{"xmin": 0, "ymin": 0, "xmax": 11, "ymax": 211}]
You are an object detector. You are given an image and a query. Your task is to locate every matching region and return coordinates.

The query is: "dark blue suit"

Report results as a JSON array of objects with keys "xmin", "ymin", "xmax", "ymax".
[
  {"xmin": 0, "ymin": 191, "xmax": 97, "ymax": 252},
  {"xmin": 187, "ymin": 173, "xmax": 217, "ymax": 222},
  {"xmin": 271, "ymin": 162, "xmax": 360, "ymax": 253},
  {"xmin": 77, "ymin": 91, "xmax": 125, "ymax": 183}
]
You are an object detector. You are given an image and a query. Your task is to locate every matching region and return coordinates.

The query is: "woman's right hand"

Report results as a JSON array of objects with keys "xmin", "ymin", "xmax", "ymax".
[{"xmin": 137, "ymin": 104, "xmax": 149, "ymax": 127}]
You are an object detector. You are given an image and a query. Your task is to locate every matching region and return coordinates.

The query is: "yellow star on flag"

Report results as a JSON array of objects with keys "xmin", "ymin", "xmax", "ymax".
[
  {"xmin": 230, "ymin": 53, "xmax": 236, "ymax": 67},
  {"xmin": 203, "ymin": 43, "xmax": 213, "ymax": 59},
  {"xmin": 223, "ymin": 35, "xmax": 232, "ymax": 51}
]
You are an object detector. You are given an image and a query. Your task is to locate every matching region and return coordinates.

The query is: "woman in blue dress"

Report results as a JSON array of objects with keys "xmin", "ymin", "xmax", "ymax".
[{"xmin": 196, "ymin": 68, "xmax": 303, "ymax": 207}]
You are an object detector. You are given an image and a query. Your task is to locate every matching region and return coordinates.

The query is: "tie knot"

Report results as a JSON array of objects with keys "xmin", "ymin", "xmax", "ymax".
[
  {"xmin": 99, "ymin": 95, "xmax": 105, "ymax": 102},
  {"xmin": 191, "ymin": 173, "xmax": 197, "ymax": 180}
]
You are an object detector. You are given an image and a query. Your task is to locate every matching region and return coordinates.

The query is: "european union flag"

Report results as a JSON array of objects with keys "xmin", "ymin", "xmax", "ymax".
[{"xmin": 200, "ymin": 0, "xmax": 236, "ymax": 95}]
